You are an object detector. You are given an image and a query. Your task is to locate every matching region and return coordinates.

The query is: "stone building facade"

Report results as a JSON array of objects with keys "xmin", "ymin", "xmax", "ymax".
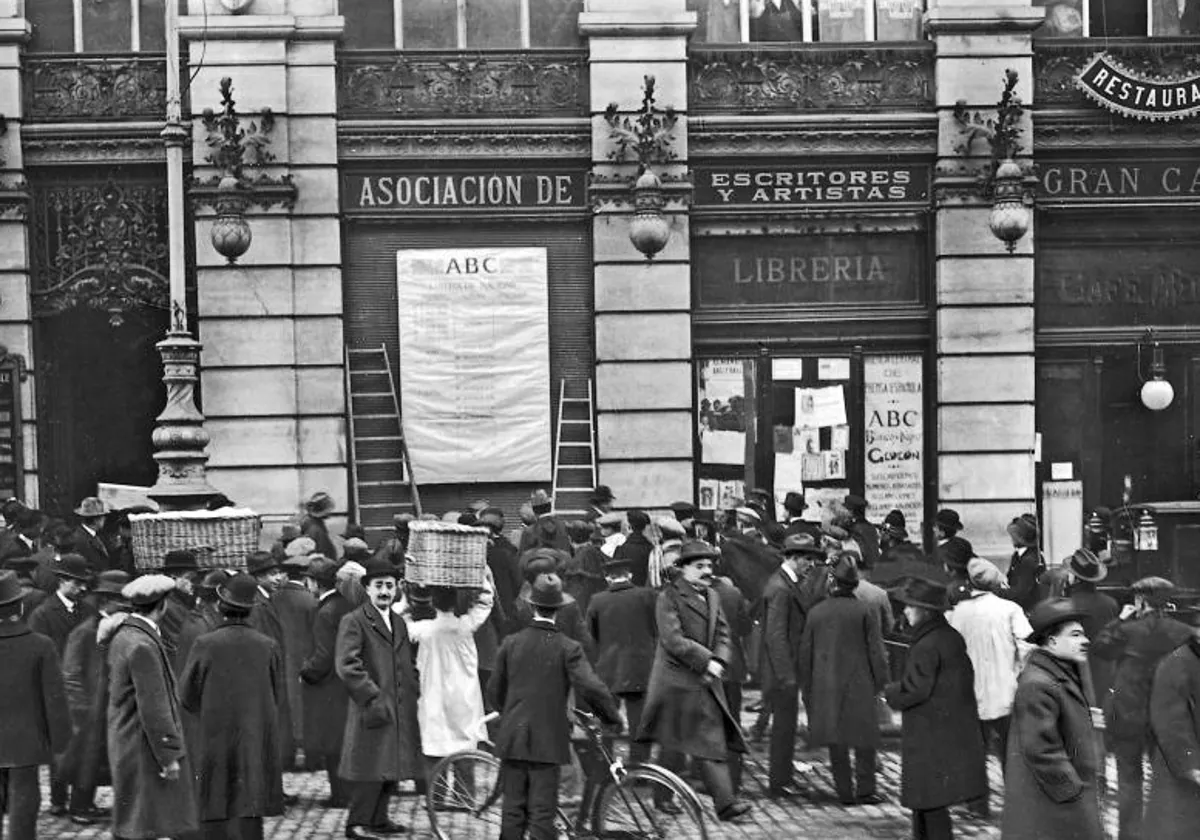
[{"xmin": 1, "ymin": 0, "xmax": 1197, "ymax": 559}]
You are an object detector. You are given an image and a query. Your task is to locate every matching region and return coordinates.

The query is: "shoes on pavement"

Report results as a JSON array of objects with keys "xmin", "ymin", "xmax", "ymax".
[
  {"xmin": 47, "ymin": 804, "xmax": 68, "ymax": 817},
  {"xmin": 766, "ymin": 783, "xmax": 804, "ymax": 799},
  {"xmin": 345, "ymin": 827, "xmax": 382, "ymax": 840},
  {"xmin": 69, "ymin": 814, "xmax": 95, "ymax": 826},
  {"xmin": 282, "ymin": 793, "xmax": 300, "ymax": 806},
  {"xmin": 856, "ymin": 792, "xmax": 887, "ymax": 806},
  {"xmin": 371, "ymin": 820, "xmax": 408, "ymax": 835},
  {"xmin": 717, "ymin": 801, "xmax": 752, "ymax": 822}
]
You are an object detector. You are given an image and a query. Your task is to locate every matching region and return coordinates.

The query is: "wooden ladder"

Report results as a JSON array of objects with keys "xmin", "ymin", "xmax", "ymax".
[
  {"xmin": 344, "ymin": 345, "xmax": 422, "ymax": 546},
  {"xmin": 551, "ymin": 378, "xmax": 597, "ymax": 514}
]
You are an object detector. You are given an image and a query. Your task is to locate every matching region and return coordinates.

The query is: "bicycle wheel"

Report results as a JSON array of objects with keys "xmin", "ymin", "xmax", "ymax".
[
  {"xmin": 590, "ymin": 765, "xmax": 708, "ymax": 840},
  {"xmin": 426, "ymin": 749, "xmax": 503, "ymax": 840}
]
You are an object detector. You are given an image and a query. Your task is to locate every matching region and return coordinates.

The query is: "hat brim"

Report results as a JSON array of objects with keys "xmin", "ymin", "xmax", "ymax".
[
  {"xmin": 53, "ymin": 569, "xmax": 91, "ymax": 582},
  {"xmin": 1070, "ymin": 562, "xmax": 1108, "ymax": 583},
  {"xmin": 783, "ymin": 546, "xmax": 825, "ymax": 558},
  {"xmin": 0, "ymin": 590, "xmax": 24, "ymax": 606},
  {"xmin": 889, "ymin": 587, "xmax": 947, "ymax": 612},
  {"xmin": 1026, "ymin": 608, "xmax": 1090, "ymax": 644},
  {"xmin": 524, "ymin": 590, "xmax": 574, "ymax": 609},
  {"xmin": 216, "ymin": 590, "xmax": 257, "ymax": 612}
]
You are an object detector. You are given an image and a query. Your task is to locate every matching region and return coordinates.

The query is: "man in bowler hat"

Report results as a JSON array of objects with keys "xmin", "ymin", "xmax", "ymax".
[
  {"xmin": 159, "ymin": 549, "xmax": 201, "ymax": 672},
  {"xmin": 246, "ymin": 551, "xmax": 296, "ymax": 793},
  {"xmin": 0, "ymin": 569, "xmax": 71, "ymax": 840},
  {"xmin": 489, "ymin": 573, "xmax": 620, "ymax": 840}
]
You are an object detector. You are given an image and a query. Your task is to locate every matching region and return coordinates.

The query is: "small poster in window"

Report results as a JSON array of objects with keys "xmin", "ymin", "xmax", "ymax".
[
  {"xmin": 699, "ymin": 358, "xmax": 748, "ymax": 465},
  {"xmin": 775, "ymin": 452, "xmax": 805, "ymax": 493},
  {"xmin": 801, "ymin": 452, "xmax": 827, "ymax": 482},
  {"xmin": 818, "ymin": 357, "xmax": 850, "ymax": 380},
  {"xmin": 774, "ymin": 425, "xmax": 795, "ymax": 454},
  {"xmin": 817, "ymin": 0, "xmax": 867, "ymax": 42},
  {"xmin": 794, "ymin": 427, "xmax": 820, "ymax": 456},
  {"xmin": 824, "ymin": 450, "xmax": 846, "ymax": 480},
  {"xmin": 796, "ymin": 386, "xmax": 848, "ymax": 429},
  {"xmin": 831, "ymin": 424, "xmax": 850, "ymax": 452},
  {"xmin": 718, "ymin": 479, "xmax": 745, "ymax": 511},
  {"xmin": 876, "ymin": 0, "xmax": 924, "ymax": 40},
  {"xmin": 698, "ymin": 478, "xmax": 721, "ymax": 510}
]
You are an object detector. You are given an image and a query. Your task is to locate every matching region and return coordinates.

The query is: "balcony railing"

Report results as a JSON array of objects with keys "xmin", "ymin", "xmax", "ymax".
[
  {"xmin": 1035, "ymin": 38, "xmax": 1200, "ymax": 108},
  {"xmin": 24, "ymin": 54, "xmax": 177, "ymax": 123},
  {"xmin": 336, "ymin": 50, "xmax": 589, "ymax": 120},
  {"xmin": 688, "ymin": 43, "xmax": 935, "ymax": 115}
]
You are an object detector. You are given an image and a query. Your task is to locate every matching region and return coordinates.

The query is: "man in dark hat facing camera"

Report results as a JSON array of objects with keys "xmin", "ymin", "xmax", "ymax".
[
  {"xmin": 781, "ymin": 492, "xmax": 821, "ymax": 542},
  {"xmin": 490, "ymin": 573, "xmax": 620, "ymax": 840},
  {"xmin": 637, "ymin": 540, "xmax": 751, "ymax": 822},
  {"xmin": 159, "ymin": 549, "xmax": 201, "ymax": 673},
  {"xmin": 1002, "ymin": 600, "xmax": 1105, "ymax": 840},
  {"xmin": 0, "ymin": 568, "xmax": 71, "ymax": 840},
  {"xmin": 107, "ymin": 574, "xmax": 199, "ymax": 840},
  {"xmin": 335, "ymin": 557, "xmax": 421, "ymax": 840},
  {"xmin": 180, "ymin": 574, "xmax": 285, "ymax": 840}
]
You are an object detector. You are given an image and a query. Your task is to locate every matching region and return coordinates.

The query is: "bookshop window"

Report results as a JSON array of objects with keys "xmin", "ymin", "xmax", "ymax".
[
  {"xmin": 28, "ymin": 0, "xmax": 178, "ymax": 53},
  {"xmin": 342, "ymin": 0, "xmax": 584, "ymax": 50},
  {"xmin": 688, "ymin": 0, "xmax": 925, "ymax": 44},
  {"xmin": 1035, "ymin": 1, "xmax": 1200, "ymax": 37}
]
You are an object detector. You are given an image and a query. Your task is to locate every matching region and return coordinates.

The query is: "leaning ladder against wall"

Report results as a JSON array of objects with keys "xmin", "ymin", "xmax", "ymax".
[{"xmin": 551, "ymin": 379, "xmax": 597, "ymax": 514}]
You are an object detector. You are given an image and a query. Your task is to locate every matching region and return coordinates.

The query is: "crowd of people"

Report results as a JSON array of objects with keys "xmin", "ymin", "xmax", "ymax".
[{"xmin": 2, "ymin": 486, "xmax": 1200, "ymax": 840}]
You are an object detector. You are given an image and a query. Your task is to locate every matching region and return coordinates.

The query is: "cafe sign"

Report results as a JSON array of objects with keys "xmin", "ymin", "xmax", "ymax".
[{"xmin": 1077, "ymin": 52, "xmax": 1200, "ymax": 122}]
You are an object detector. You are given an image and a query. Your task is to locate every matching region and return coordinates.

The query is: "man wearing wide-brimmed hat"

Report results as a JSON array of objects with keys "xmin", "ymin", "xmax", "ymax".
[
  {"xmin": 0, "ymin": 568, "xmax": 71, "ymax": 840},
  {"xmin": 335, "ymin": 556, "xmax": 421, "ymax": 839},
  {"xmin": 886, "ymin": 577, "xmax": 986, "ymax": 840},
  {"xmin": 1003, "ymin": 599, "xmax": 1105, "ymax": 840},
  {"xmin": 180, "ymin": 573, "xmax": 285, "ymax": 840},
  {"xmin": 1004, "ymin": 513, "xmax": 1045, "ymax": 612},
  {"xmin": 60, "ymin": 570, "xmax": 129, "ymax": 825},
  {"xmin": 636, "ymin": 540, "xmax": 751, "ymax": 822},
  {"xmin": 69, "ymin": 497, "xmax": 112, "ymax": 574},
  {"xmin": 107, "ymin": 574, "xmax": 199, "ymax": 840},
  {"xmin": 1065, "ymin": 548, "xmax": 1120, "ymax": 714},
  {"xmin": 300, "ymin": 558, "xmax": 354, "ymax": 809},
  {"xmin": 300, "ymin": 491, "xmax": 338, "ymax": 563},
  {"xmin": 1092, "ymin": 575, "xmax": 1193, "ymax": 840}
]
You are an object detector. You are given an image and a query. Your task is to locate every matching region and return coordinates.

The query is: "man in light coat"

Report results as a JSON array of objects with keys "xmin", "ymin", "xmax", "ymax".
[
  {"xmin": 335, "ymin": 557, "xmax": 422, "ymax": 840},
  {"xmin": 947, "ymin": 557, "xmax": 1033, "ymax": 818},
  {"xmin": 107, "ymin": 574, "xmax": 199, "ymax": 840}
]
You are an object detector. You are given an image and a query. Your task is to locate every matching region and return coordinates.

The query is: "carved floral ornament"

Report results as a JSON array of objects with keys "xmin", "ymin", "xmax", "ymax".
[{"xmin": 25, "ymin": 56, "xmax": 169, "ymax": 123}]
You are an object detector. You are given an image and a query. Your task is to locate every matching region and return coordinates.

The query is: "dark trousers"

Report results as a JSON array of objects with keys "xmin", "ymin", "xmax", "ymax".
[
  {"xmin": 829, "ymin": 745, "xmax": 876, "ymax": 802},
  {"xmin": 0, "ymin": 766, "xmax": 40, "ymax": 840},
  {"xmin": 201, "ymin": 817, "xmax": 264, "ymax": 840},
  {"xmin": 912, "ymin": 806, "xmax": 953, "ymax": 840},
  {"xmin": 67, "ymin": 779, "xmax": 95, "ymax": 814},
  {"xmin": 479, "ymin": 670, "xmax": 493, "ymax": 712},
  {"xmin": 319, "ymin": 752, "xmax": 348, "ymax": 807},
  {"xmin": 616, "ymin": 693, "xmax": 651, "ymax": 765},
  {"xmin": 347, "ymin": 780, "xmax": 396, "ymax": 829},
  {"xmin": 767, "ymin": 686, "xmax": 799, "ymax": 792},
  {"xmin": 722, "ymin": 679, "xmax": 744, "ymax": 794},
  {"xmin": 48, "ymin": 767, "xmax": 68, "ymax": 809},
  {"xmin": 500, "ymin": 759, "xmax": 559, "ymax": 840},
  {"xmin": 660, "ymin": 752, "xmax": 736, "ymax": 813},
  {"xmin": 1114, "ymin": 737, "xmax": 1145, "ymax": 840},
  {"xmin": 970, "ymin": 716, "xmax": 1010, "ymax": 816}
]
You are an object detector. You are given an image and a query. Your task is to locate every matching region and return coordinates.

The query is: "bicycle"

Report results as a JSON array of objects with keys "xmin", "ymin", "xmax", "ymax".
[{"xmin": 425, "ymin": 708, "xmax": 708, "ymax": 840}]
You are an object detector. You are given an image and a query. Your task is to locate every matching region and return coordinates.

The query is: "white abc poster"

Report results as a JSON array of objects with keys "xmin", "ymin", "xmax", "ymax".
[
  {"xmin": 864, "ymin": 354, "xmax": 924, "ymax": 536},
  {"xmin": 396, "ymin": 248, "xmax": 551, "ymax": 484}
]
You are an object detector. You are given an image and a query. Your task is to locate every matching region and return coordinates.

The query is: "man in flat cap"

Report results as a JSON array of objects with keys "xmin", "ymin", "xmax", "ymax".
[
  {"xmin": 0, "ymin": 569, "xmax": 71, "ymax": 840},
  {"xmin": 107, "ymin": 574, "xmax": 198, "ymax": 840}
]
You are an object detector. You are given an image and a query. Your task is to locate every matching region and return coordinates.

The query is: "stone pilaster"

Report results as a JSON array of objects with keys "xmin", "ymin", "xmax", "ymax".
[
  {"xmin": 0, "ymin": 5, "xmax": 34, "ymax": 502},
  {"xmin": 183, "ymin": 1, "xmax": 346, "ymax": 527},
  {"xmin": 582, "ymin": 2, "xmax": 697, "ymax": 509},
  {"xmin": 928, "ymin": 2, "xmax": 1043, "ymax": 559}
]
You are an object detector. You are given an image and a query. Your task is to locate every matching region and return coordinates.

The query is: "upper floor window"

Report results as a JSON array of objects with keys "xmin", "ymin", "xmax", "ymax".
[
  {"xmin": 341, "ymin": 0, "xmax": 584, "ymax": 50},
  {"xmin": 1036, "ymin": 0, "xmax": 1200, "ymax": 37},
  {"xmin": 27, "ymin": 0, "xmax": 178, "ymax": 53},
  {"xmin": 688, "ymin": 0, "xmax": 925, "ymax": 43}
]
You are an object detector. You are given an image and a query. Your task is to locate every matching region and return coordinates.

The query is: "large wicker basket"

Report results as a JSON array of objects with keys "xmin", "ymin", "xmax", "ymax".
[
  {"xmin": 130, "ymin": 509, "xmax": 261, "ymax": 571},
  {"xmin": 406, "ymin": 521, "xmax": 489, "ymax": 588}
]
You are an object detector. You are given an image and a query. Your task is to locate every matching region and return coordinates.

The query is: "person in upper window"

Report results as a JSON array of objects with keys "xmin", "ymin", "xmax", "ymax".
[{"xmin": 750, "ymin": 0, "xmax": 806, "ymax": 41}]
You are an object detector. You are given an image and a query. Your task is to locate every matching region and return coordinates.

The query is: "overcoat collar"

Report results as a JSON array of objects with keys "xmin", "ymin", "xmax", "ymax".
[
  {"xmin": 671, "ymin": 577, "xmax": 719, "ymax": 647},
  {"xmin": 1026, "ymin": 649, "xmax": 1088, "ymax": 707},
  {"xmin": 909, "ymin": 611, "xmax": 949, "ymax": 645},
  {"xmin": 608, "ymin": 580, "xmax": 635, "ymax": 593},
  {"xmin": 362, "ymin": 603, "xmax": 402, "ymax": 649}
]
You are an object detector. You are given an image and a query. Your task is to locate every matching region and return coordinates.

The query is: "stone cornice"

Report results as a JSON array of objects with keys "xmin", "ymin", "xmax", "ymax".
[
  {"xmin": 0, "ymin": 17, "xmax": 30, "ymax": 44},
  {"xmin": 924, "ymin": 5, "xmax": 1046, "ymax": 35},
  {"xmin": 179, "ymin": 14, "xmax": 296, "ymax": 41},
  {"xmin": 1034, "ymin": 108, "xmax": 1200, "ymax": 151},
  {"xmin": 688, "ymin": 113, "xmax": 937, "ymax": 157},
  {"xmin": 22, "ymin": 123, "xmax": 176, "ymax": 165},
  {"xmin": 338, "ymin": 118, "xmax": 591, "ymax": 160},
  {"xmin": 577, "ymin": 12, "xmax": 697, "ymax": 37}
]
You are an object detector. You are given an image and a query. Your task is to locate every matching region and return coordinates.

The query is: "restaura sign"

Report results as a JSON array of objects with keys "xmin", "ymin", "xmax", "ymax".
[{"xmin": 1077, "ymin": 52, "xmax": 1200, "ymax": 122}]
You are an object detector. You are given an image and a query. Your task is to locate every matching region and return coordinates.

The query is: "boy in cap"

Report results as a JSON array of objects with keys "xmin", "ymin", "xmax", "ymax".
[
  {"xmin": 489, "ymin": 573, "xmax": 621, "ymax": 840},
  {"xmin": 108, "ymin": 574, "xmax": 199, "ymax": 840},
  {"xmin": 335, "ymin": 557, "xmax": 422, "ymax": 839},
  {"xmin": 0, "ymin": 569, "xmax": 71, "ymax": 840},
  {"xmin": 1004, "ymin": 513, "xmax": 1045, "ymax": 612}
]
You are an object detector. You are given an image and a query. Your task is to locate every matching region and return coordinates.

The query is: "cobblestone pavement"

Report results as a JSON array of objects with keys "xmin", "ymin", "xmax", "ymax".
[{"xmin": 37, "ymin": 691, "xmax": 1120, "ymax": 839}]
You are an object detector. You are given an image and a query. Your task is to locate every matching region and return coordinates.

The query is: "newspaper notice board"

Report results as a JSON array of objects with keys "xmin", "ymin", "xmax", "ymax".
[
  {"xmin": 864, "ymin": 354, "xmax": 924, "ymax": 535},
  {"xmin": 396, "ymin": 248, "xmax": 551, "ymax": 484}
]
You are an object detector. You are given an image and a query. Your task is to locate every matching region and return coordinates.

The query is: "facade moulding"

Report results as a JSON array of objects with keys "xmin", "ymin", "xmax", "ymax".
[
  {"xmin": 689, "ymin": 113, "xmax": 937, "ymax": 157},
  {"xmin": 21, "ymin": 123, "xmax": 175, "ymax": 166},
  {"xmin": 337, "ymin": 119, "xmax": 591, "ymax": 160},
  {"xmin": 577, "ymin": 12, "xmax": 697, "ymax": 37},
  {"xmin": 1034, "ymin": 109, "xmax": 1200, "ymax": 151}
]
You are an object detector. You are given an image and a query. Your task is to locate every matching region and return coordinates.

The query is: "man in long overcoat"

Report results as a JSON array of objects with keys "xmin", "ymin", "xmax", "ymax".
[
  {"xmin": 801, "ymin": 554, "xmax": 889, "ymax": 805},
  {"xmin": 60, "ymin": 570, "xmax": 129, "ymax": 825},
  {"xmin": 758, "ymin": 533, "xmax": 825, "ymax": 797},
  {"xmin": 69, "ymin": 497, "xmax": 112, "ymax": 574},
  {"xmin": 335, "ymin": 556, "xmax": 421, "ymax": 839},
  {"xmin": 246, "ymin": 551, "xmax": 295, "ymax": 784},
  {"xmin": 1002, "ymin": 599, "xmax": 1105, "ymax": 840},
  {"xmin": 179, "ymin": 574, "xmax": 285, "ymax": 840},
  {"xmin": 1145, "ymin": 610, "xmax": 1200, "ymax": 840},
  {"xmin": 274, "ymin": 556, "xmax": 317, "ymax": 770},
  {"xmin": 636, "ymin": 540, "xmax": 750, "ymax": 822},
  {"xmin": 159, "ymin": 550, "xmax": 201, "ymax": 673},
  {"xmin": 107, "ymin": 574, "xmax": 199, "ymax": 840},
  {"xmin": 0, "ymin": 569, "xmax": 71, "ymax": 840},
  {"xmin": 300, "ymin": 558, "xmax": 353, "ymax": 808},
  {"xmin": 886, "ymin": 578, "xmax": 986, "ymax": 840}
]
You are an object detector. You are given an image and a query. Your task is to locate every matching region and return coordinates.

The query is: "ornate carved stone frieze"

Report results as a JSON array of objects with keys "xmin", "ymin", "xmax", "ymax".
[
  {"xmin": 688, "ymin": 116, "xmax": 937, "ymax": 157},
  {"xmin": 337, "ymin": 121, "xmax": 591, "ymax": 160},
  {"xmin": 28, "ymin": 177, "xmax": 170, "ymax": 324},
  {"xmin": 689, "ymin": 45, "xmax": 935, "ymax": 115},
  {"xmin": 22, "ymin": 125, "xmax": 169, "ymax": 165},
  {"xmin": 1035, "ymin": 111, "xmax": 1200, "ymax": 150},
  {"xmin": 336, "ymin": 50, "xmax": 589, "ymax": 119},
  {"xmin": 24, "ymin": 55, "xmax": 175, "ymax": 123},
  {"xmin": 1034, "ymin": 38, "xmax": 1200, "ymax": 108}
]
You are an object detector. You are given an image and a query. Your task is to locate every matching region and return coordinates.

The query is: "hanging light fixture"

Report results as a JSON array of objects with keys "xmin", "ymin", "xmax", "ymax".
[{"xmin": 1139, "ymin": 329, "xmax": 1174, "ymax": 411}]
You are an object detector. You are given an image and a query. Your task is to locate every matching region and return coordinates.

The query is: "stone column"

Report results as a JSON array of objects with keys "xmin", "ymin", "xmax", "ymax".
[
  {"xmin": 927, "ymin": 1, "xmax": 1043, "ymax": 559},
  {"xmin": 581, "ymin": 2, "xmax": 697, "ymax": 510},
  {"xmin": 183, "ymin": 1, "xmax": 346, "ymax": 530},
  {"xmin": 0, "ymin": 4, "xmax": 35, "ymax": 502}
]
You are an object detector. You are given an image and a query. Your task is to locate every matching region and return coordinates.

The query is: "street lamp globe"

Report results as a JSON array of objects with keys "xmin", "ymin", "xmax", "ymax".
[
  {"xmin": 1140, "ymin": 377, "xmax": 1174, "ymax": 412},
  {"xmin": 988, "ymin": 158, "xmax": 1030, "ymax": 253}
]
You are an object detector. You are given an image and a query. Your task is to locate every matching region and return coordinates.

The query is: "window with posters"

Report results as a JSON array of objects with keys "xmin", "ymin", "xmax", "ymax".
[{"xmin": 695, "ymin": 351, "xmax": 927, "ymax": 538}]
